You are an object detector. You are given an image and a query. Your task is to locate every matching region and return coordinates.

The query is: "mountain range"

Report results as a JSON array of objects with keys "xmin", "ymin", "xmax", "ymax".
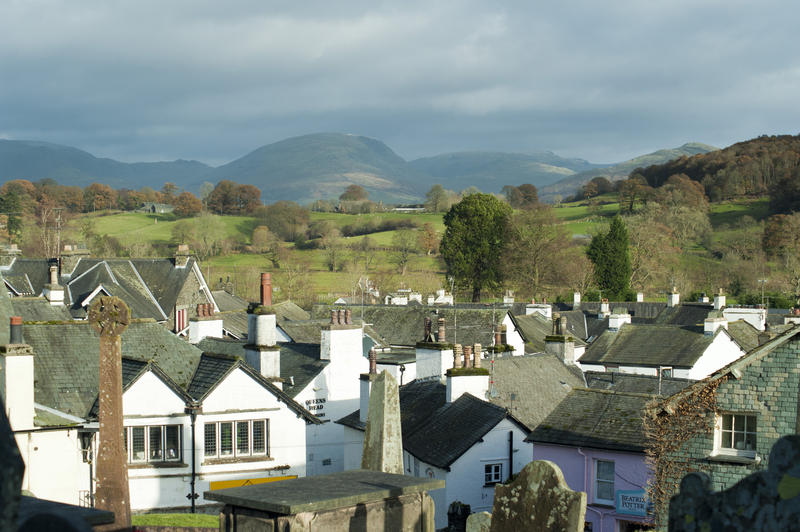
[{"xmin": 0, "ymin": 134, "xmax": 717, "ymax": 204}]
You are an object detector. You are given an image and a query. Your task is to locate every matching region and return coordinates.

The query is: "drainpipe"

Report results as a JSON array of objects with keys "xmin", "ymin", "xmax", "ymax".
[
  {"xmin": 185, "ymin": 404, "xmax": 201, "ymax": 512},
  {"xmin": 508, "ymin": 431, "xmax": 513, "ymax": 482}
]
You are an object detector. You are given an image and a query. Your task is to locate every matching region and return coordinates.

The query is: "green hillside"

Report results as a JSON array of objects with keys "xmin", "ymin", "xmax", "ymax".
[
  {"xmin": 204, "ymin": 133, "xmax": 426, "ymax": 204},
  {"xmin": 408, "ymin": 151, "xmax": 602, "ymax": 191},
  {"xmin": 0, "ymin": 139, "xmax": 210, "ymax": 190},
  {"xmin": 539, "ymin": 142, "xmax": 718, "ymax": 201}
]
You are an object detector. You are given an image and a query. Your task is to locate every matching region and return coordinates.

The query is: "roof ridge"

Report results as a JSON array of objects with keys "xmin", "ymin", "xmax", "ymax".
[{"xmin": 572, "ymin": 387, "xmax": 658, "ymax": 399}]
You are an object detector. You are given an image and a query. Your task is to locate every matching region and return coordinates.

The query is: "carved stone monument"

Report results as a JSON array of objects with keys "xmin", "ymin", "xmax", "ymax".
[
  {"xmin": 669, "ymin": 434, "xmax": 800, "ymax": 531},
  {"xmin": 88, "ymin": 296, "xmax": 131, "ymax": 531},
  {"xmin": 361, "ymin": 370, "xmax": 403, "ymax": 474},
  {"xmin": 475, "ymin": 460, "xmax": 586, "ymax": 532}
]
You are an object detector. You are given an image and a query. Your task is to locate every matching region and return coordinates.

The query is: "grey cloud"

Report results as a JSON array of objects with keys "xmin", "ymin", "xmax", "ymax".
[{"xmin": 0, "ymin": 1, "xmax": 798, "ymax": 165}]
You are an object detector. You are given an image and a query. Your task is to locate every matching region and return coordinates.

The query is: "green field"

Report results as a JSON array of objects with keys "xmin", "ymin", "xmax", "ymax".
[{"xmin": 52, "ymin": 195, "xmax": 778, "ymax": 304}]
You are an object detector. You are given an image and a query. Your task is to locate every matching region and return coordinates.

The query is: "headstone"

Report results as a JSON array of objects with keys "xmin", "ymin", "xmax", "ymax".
[
  {"xmin": 466, "ymin": 512, "xmax": 492, "ymax": 532},
  {"xmin": 361, "ymin": 370, "xmax": 403, "ymax": 474},
  {"xmin": 88, "ymin": 296, "xmax": 131, "ymax": 531},
  {"xmin": 0, "ymin": 396, "xmax": 25, "ymax": 530},
  {"xmin": 489, "ymin": 460, "xmax": 586, "ymax": 532},
  {"xmin": 447, "ymin": 501, "xmax": 471, "ymax": 532},
  {"xmin": 669, "ymin": 434, "xmax": 800, "ymax": 531}
]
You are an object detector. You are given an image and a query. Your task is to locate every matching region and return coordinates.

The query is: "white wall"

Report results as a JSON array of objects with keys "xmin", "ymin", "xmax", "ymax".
[
  {"xmin": 377, "ymin": 362, "xmax": 417, "ymax": 386},
  {"xmin": 16, "ymin": 428, "xmax": 89, "ymax": 505},
  {"xmin": 687, "ymin": 332, "xmax": 745, "ymax": 380},
  {"xmin": 501, "ymin": 314, "xmax": 525, "ymax": 356},
  {"xmin": 295, "ymin": 329, "xmax": 368, "ymax": 476},
  {"xmin": 416, "ymin": 347, "xmax": 453, "ymax": 381},
  {"xmin": 124, "ymin": 367, "xmax": 309, "ymax": 511},
  {"xmin": 406, "ymin": 418, "xmax": 531, "ymax": 529}
]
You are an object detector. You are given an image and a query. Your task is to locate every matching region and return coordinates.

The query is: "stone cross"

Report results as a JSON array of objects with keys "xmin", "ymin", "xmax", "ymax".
[
  {"xmin": 474, "ymin": 460, "xmax": 586, "ymax": 532},
  {"xmin": 668, "ymin": 434, "xmax": 800, "ymax": 531},
  {"xmin": 88, "ymin": 296, "xmax": 131, "ymax": 531},
  {"xmin": 361, "ymin": 371, "xmax": 403, "ymax": 474}
]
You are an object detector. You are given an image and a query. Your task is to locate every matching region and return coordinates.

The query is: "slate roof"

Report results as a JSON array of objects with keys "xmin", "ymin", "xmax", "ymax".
[
  {"xmin": 527, "ymin": 388, "xmax": 653, "ymax": 452},
  {"xmin": 217, "ymin": 311, "xmax": 249, "ymax": 339},
  {"xmin": 578, "ymin": 301, "xmax": 666, "ymax": 320},
  {"xmin": 3, "ymin": 257, "xmax": 212, "ymax": 323},
  {"xmin": 209, "ymin": 293, "xmax": 310, "ymax": 339},
  {"xmin": 279, "ymin": 320, "xmax": 329, "ymax": 345},
  {"xmin": 652, "ymin": 302, "xmax": 714, "ymax": 329},
  {"xmin": 24, "ymin": 320, "xmax": 203, "ymax": 418},
  {"xmin": 195, "ymin": 337, "xmax": 329, "ymax": 400},
  {"xmin": 579, "ymin": 324, "xmax": 714, "ymax": 368},
  {"xmin": 315, "ymin": 305, "xmax": 503, "ymax": 347},
  {"xmin": 186, "ymin": 353, "xmax": 239, "ymax": 399},
  {"xmin": 2, "ymin": 259, "xmax": 52, "ymax": 296},
  {"xmin": 510, "ymin": 313, "xmax": 587, "ymax": 353},
  {"xmin": 211, "ymin": 290, "xmax": 248, "ymax": 312},
  {"xmin": 488, "ymin": 354, "xmax": 586, "ymax": 430},
  {"xmin": 338, "ymin": 380, "xmax": 524, "ymax": 470},
  {"xmin": 186, "ymin": 353, "xmax": 321, "ymax": 423},
  {"xmin": 584, "ymin": 371, "xmax": 692, "ymax": 397},
  {"xmin": 10, "ymin": 298, "xmax": 75, "ymax": 322},
  {"xmin": 726, "ymin": 319, "xmax": 761, "ymax": 352}
]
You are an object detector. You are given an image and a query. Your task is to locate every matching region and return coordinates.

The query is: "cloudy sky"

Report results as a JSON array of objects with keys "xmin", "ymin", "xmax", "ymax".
[{"xmin": 1, "ymin": 1, "xmax": 798, "ymax": 166}]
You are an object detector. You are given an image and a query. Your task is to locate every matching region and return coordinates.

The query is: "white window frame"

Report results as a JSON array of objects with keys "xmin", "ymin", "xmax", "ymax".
[
  {"xmin": 204, "ymin": 419, "xmax": 269, "ymax": 459},
  {"xmin": 659, "ymin": 366, "xmax": 673, "ymax": 378},
  {"xmin": 713, "ymin": 413, "xmax": 757, "ymax": 458},
  {"xmin": 124, "ymin": 424, "xmax": 182, "ymax": 464},
  {"xmin": 594, "ymin": 459, "xmax": 615, "ymax": 505},
  {"xmin": 484, "ymin": 463, "xmax": 503, "ymax": 486}
]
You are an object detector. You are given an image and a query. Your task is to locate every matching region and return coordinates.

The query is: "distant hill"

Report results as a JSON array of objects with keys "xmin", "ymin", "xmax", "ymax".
[
  {"xmin": 631, "ymin": 135, "xmax": 800, "ymax": 210},
  {"xmin": 408, "ymin": 151, "xmax": 603, "ymax": 192},
  {"xmin": 0, "ymin": 140, "xmax": 210, "ymax": 189},
  {"xmin": 202, "ymin": 133, "xmax": 427, "ymax": 204},
  {"xmin": 538, "ymin": 142, "xmax": 718, "ymax": 201}
]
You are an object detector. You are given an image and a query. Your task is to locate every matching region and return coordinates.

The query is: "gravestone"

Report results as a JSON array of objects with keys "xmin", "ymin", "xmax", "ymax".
[
  {"xmin": 486, "ymin": 460, "xmax": 586, "ymax": 532},
  {"xmin": 669, "ymin": 434, "xmax": 800, "ymax": 531},
  {"xmin": 361, "ymin": 370, "xmax": 403, "ymax": 474},
  {"xmin": 88, "ymin": 296, "xmax": 131, "ymax": 531}
]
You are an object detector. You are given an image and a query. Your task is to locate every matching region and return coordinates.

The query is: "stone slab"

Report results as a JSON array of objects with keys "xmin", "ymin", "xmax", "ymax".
[
  {"xmin": 204, "ymin": 469, "xmax": 444, "ymax": 515},
  {"xmin": 18, "ymin": 496, "xmax": 115, "ymax": 527}
]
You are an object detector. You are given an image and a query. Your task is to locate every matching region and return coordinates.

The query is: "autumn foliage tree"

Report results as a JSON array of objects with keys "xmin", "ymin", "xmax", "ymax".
[
  {"xmin": 173, "ymin": 191, "xmax": 202, "ymax": 217},
  {"xmin": 206, "ymin": 180, "xmax": 261, "ymax": 214}
]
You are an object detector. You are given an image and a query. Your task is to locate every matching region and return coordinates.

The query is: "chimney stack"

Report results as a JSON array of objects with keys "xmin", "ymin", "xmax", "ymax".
[
  {"xmin": 368, "ymin": 348, "xmax": 377, "ymax": 374},
  {"xmin": 260, "ymin": 273, "xmax": 272, "ymax": 307},
  {"xmin": 599, "ymin": 298, "xmax": 610, "ymax": 318},
  {"xmin": 453, "ymin": 344, "xmax": 463, "ymax": 368},
  {"xmin": 573, "ymin": 291, "xmax": 581, "ymax": 307},
  {"xmin": 714, "ymin": 289, "xmax": 726, "ymax": 310},
  {"xmin": 10, "ymin": 316, "xmax": 22, "ymax": 344},
  {"xmin": 463, "ymin": 345, "xmax": 472, "ymax": 368},
  {"xmin": 43, "ymin": 265, "xmax": 64, "ymax": 306},
  {"xmin": 345, "ymin": 309, "xmax": 352, "ymax": 325},
  {"xmin": 667, "ymin": 287, "xmax": 680, "ymax": 308},
  {"xmin": 636, "ymin": 292, "xmax": 644, "ymax": 303},
  {"xmin": 437, "ymin": 318, "xmax": 446, "ymax": 343},
  {"xmin": 473, "ymin": 344, "xmax": 481, "ymax": 368}
]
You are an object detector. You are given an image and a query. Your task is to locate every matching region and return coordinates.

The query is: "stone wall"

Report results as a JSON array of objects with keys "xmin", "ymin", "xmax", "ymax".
[
  {"xmin": 171, "ymin": 267, "xmax": 209, "ymax": 331},
  {"xmin": 654, "ymin": 336, "xmax": 800, "ymax": 522}
]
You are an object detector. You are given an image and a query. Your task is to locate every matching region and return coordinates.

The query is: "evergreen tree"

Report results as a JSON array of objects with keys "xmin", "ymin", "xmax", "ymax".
[
  {"xmin": 440, "ymin": 193, "xmax": 512, "ymax": 302},
  {"xmin": 586, "ymin": 215, "xmax": 631, "ymax": 299}
]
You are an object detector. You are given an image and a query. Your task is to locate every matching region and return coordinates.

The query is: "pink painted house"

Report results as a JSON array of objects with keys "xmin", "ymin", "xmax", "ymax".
[{"xmin": 527, "ymin": 387, "xmax": 662, "ymax": 532}]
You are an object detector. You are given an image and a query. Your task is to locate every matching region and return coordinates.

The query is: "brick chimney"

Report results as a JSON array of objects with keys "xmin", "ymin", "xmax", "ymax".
[
  {"xmin": 545, "ymin": 334, "xmax": 576, "ymax": 365},
  {"xmin": 189, "ymin": 303, "xmax": 223, "ymax": 344},
  {"xmin": 599, "ymin": 298, "xmax": 610, "ymax": 318},
  {"xmin": 260, "ymin": 273, "xmax": 272, "ymax": 307}
]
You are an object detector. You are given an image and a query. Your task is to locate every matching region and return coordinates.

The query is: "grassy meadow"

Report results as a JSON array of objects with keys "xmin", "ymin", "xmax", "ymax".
[{"xmin": 53, "ymin": 196, "xmax": 772, "ymax": 305}]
